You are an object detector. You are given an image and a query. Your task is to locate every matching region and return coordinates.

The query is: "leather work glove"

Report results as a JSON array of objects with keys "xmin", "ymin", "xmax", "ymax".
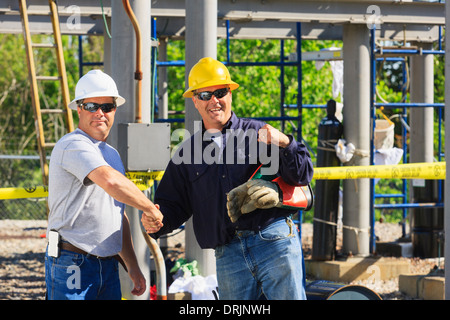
[
  {"xmin": 241, "ymin": 179, "xmax": 281, "ymax": 213},
  {"xmin": 226, "ymin": 179, "xmax": 281, "ymax": 223},
  {"xmin": 226, "ymin": 182, "xmax": 248, "ymax": 223}
]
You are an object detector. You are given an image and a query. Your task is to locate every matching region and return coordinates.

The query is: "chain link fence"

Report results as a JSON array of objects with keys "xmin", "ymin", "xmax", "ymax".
[
  {"xmin": 0, "ymin": 198, "xmax": 47, "ymax": 220},
  {"xmin": 0, "ymin": 156, "xmax": 47, "ymax": 220}
]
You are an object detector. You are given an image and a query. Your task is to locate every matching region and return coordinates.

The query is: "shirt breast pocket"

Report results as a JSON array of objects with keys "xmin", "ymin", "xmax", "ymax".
[{"xmin": 187, "ymin": 164, "xmax": 220, "ymax": 210}]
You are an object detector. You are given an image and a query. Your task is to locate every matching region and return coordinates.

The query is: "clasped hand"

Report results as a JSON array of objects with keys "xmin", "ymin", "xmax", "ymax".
[{"xmin": 141, "ymin": 204, "xmax": 164, "ymax": 233}]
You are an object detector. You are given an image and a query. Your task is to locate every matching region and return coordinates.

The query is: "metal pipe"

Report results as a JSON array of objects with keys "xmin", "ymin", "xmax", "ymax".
[
  {"xmin": 157, "ymin": 60, "xmax": 305, "ymax": 67},
  {"xmin": 296, "ymin": 22, "xmax": 303, "ymax": 143},
  {"xmin": 375, "ymin": 102, "xmax": 444, "ymax": 108},
  {"xmin": 142, "ymin": 231, "xmax": 167, "ymax": 300},
  {"xmin": 154, "ymin": 116, "xmax": 308, "ymax": 123},
  {"xmin": 370, "ymin": 26, "xmax": 376, "ymax": 253},
  {"xmin": 122, "ymin": 0, "xmax": 142, "ymax": 123},
  {"xmin": 285, "ymin": 104, "xmax": 327, "ymax": 109},
  {"xmin": 375, "ymin": 49, "xmax": 444, "ymax": 56},
  {"xmin": 374, "ymin": 203, "xmax": 443, "ymax": 209},
  {"xmin": 280, "ymin": 39, "xmax": 286, "ymax": 132},
  {"xmin": 375, "ymin": 194, "xmax": 405, "ymax": 199},
  {"xmin": 226, "ymin": 20, "xmax": 231, "ymax": 63},
  {"xmin": 157, "ymin": 60, "xmax": 185, "ymax": 67}
]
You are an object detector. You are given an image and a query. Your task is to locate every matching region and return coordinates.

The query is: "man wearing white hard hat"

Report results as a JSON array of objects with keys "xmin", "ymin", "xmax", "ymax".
[{"xmin": 45, "ymin": 70, "xmax": 164, "ymax": 300}]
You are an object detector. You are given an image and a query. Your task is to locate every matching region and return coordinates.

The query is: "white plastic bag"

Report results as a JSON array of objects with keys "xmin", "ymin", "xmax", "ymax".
[
  {"xmin": 373, "ymin": 147, "xmax": 404, "ymax": 184},
  {"xmin": 335, "ymin": 139, "xmax": 355, "ymax": 163},
  {"xmin": 168, "ymin": 274, "xmax": 218, "ymax": 300}
]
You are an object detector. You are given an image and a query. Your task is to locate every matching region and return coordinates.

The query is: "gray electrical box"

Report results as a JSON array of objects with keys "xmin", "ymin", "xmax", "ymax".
[{"xmin": 118, "ymin": 122, "xmax": 171, "ymax": 171}]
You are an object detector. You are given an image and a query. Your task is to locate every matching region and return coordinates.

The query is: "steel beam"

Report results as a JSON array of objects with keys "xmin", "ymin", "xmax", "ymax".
[
  {"xmin": 0, "ymin": 0, "xmax": 443, "ymax": 41},
  {"xmin": 2, "ymin": 0, "xmax": 444, "ymax": 25},
  {"xmin": 149, "ymin": 0, "xmax": 444, "ymax": 25}
]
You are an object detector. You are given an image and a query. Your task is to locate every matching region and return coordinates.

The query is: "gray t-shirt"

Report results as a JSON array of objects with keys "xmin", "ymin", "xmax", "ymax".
[{"xmin": 47, "ymin": 128, "xmax": 125, "ymax": 257}]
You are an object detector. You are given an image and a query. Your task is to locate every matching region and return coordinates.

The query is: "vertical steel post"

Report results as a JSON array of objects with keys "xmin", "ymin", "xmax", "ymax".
[
  {"xmin": 111, "ymin": 0, "xmax": 153, "ymax": 300},
  {"xmin": 184, "ymin": 0, "xmax": 218, "ymax": 277},
  {"xmin": 444, "ymin": 0, "xmax": 450, "ymax": 300},
  {"xmin": 296, "ymin": 22, "xmax": 303, "ymax": 143},
  {"xmin": 342, "ymin": 24, "xmax": 371, "ymax": 257}
]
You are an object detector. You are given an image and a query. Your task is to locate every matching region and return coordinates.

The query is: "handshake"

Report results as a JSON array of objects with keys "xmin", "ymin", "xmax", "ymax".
[
  {"xmin": 226, "ymin": 179, "xmax": 282, "ymax": 223},
  {"xmin": 141, "ymin": 204, "xmax": 164, "ymax": 234}
]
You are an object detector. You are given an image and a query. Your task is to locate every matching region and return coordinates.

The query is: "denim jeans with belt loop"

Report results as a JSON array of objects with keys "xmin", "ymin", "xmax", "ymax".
[
  {"xmin": 214, "ymin": 217, "xmax": 306, "ymax": 300},
  {"xmin": 45, "ymin": 247, "xmax": 121, "ymax": 300}
]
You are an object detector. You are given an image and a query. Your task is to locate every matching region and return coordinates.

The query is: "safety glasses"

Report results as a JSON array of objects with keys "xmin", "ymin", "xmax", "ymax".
[
  {"xmin": 79, "ymin": 102, "xmax": 117, "ymax": 113},
  {"xmin": 194, "ymin": 88, "xmax": 229, "ymax": 101}
]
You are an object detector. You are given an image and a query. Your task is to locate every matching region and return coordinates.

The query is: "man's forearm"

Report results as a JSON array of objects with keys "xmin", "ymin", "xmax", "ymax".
[{"xmin": 87, "ymin": 165, "xmax": 162, "ymax": 219}]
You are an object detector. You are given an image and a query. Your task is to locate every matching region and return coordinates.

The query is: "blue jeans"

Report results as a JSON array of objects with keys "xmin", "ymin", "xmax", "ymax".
[
  {"xmin": 45, "ymin": 247, "xmax": 121, "ymax": 300},
  {"xmin": 215, "ymin": 217, "xmax": 306, "ymax": 300}
]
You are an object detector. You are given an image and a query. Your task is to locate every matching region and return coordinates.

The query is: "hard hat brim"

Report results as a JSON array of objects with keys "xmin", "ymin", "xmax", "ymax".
[
  {"xmin": 183, "ymin": 81, "xmax": 239, "ymax": 98},
  {"xmin": 68, "ymin": 93, "xmax": 126, "ymax": 110}
]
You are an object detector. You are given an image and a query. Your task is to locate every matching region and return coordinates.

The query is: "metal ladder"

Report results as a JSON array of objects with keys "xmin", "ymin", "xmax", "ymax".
[{"xmin": 18, "ymin": 0, "xmax": 74, "ymax": 186}]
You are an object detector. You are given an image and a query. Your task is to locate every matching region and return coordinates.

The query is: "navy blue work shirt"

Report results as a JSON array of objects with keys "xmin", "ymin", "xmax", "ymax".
[{"xmin": 152, "ymin": 112, "xmax": 313, "ymax": 249}]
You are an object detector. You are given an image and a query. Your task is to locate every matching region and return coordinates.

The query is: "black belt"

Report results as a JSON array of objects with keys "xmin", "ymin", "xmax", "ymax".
[{"xmin": 60, "ymin": 242, "xmax": 128, "ymax": 272}]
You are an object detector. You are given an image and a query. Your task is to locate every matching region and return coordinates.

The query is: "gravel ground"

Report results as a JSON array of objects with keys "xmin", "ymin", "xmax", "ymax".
[
  {"xmin": 0, "ymin": 219, "xmax": 445, "ymax": 300},
  {"xmin": 0, "ymin": 220, "xmax": 47, "ymax": 300}
]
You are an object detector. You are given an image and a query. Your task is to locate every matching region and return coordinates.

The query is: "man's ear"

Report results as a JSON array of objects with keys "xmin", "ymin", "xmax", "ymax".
[{"xmin": 191, "ymin": 97, "xmax": 199, "ymax": 110}]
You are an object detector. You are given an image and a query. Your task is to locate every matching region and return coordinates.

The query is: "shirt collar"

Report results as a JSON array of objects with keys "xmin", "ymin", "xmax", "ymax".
[{"xmin": 225, "ymin": 111, "xmax": 238, "ymax": 130}]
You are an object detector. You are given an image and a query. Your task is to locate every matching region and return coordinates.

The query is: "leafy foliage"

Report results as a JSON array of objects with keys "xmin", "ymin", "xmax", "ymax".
[{"xmin": 0, "ymin": 34, "xmax": 84, "ymax": 218}]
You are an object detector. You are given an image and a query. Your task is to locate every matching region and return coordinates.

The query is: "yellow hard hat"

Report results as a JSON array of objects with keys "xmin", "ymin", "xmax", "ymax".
[{"xmin": 183, "ymin": 57, "xmax": 239, "ymax": 98}]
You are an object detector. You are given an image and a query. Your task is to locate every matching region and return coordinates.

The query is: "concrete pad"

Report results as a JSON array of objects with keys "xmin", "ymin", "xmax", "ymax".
[
  {"xmin": 399, "ymin": 274, "xmax": 423, "ymax": 298},
  {"xmin": 305, "ymin": 257, "xmax": 411, "ymax": 282},
  {"xmin": 399, "ymin": 274, "xmax": 445, "ymax": 300}
]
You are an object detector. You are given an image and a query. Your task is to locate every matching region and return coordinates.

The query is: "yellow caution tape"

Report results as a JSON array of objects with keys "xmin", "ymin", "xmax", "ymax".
[
  {"xmin": 0, "ymin": 164, "xmax": 445, "ymax": 200},
  {"xmin": 125, "ymin": 171, "xmax": 164, "ymax": 182},
  {"xmin": 0, "ymin": 186, "xmax": 49, "ymax": 200},
  {"xmin": 313, "ymin": 162, "xmax": 445, "ymax": 180},
  {"xmin": 0, "ymin": 171, "xmax": 165, "ymax": 200},
  {"xmin": 125, "ymin": 171, "xmax": 164, "ymax": 191}
]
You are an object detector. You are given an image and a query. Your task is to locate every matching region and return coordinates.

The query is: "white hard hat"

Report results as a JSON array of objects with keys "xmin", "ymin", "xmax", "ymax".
[{"xmin": 68, "ymin": 69, "xmax": 126, "ymax": 110}]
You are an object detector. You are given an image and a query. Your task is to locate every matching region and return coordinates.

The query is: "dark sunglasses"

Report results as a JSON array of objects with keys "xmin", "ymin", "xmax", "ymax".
[
  {"xmin": 194, "ymin": 88, "xmax": 229, "ymax": 101},
  {"xmin": 79, "ymin": 102, "xmax": 117, "ymax": 113}
]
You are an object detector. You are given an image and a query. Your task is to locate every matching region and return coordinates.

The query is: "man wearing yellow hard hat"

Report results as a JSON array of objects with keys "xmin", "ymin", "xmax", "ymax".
[{"xmin": 143, "ymin": 57, "xmax": 313, "ymax": 300}]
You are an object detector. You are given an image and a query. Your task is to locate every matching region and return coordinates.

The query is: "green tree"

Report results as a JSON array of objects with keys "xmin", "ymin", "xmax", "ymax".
[
  {"xmin": 162, "ymin": 38, "xmax": 342, "ymax": 159},
  {"xmin": 0, "ymin": 34, "xmax": 85, "ymax": 219}
]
